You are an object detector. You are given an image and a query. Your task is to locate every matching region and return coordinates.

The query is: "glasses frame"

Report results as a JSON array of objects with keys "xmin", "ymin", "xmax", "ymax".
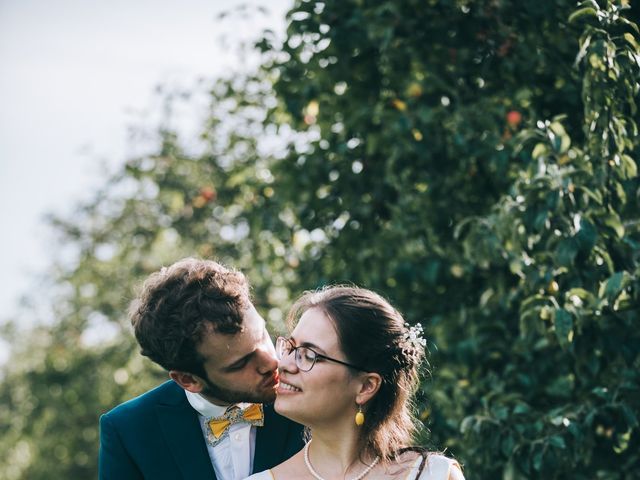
[{"xmin": 276, "ymin": 336, "xmax": 369, "ymax": 373}]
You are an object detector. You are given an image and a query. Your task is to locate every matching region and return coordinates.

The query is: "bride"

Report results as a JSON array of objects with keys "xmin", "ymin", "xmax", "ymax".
[{"xmin": 245, "ymin": 286, "xmax": 464, "ymax": 480}]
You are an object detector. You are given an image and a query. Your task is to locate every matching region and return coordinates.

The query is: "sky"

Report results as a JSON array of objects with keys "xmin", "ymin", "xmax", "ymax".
[{"xmin": 0, "ymin": 0, "xmax": 291, "ymax": 361}]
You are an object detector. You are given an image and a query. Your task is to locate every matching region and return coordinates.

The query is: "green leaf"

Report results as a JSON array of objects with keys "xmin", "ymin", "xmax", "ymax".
[
  {"xmin": 548, "ymin": 435, "xmax": 567, "ymax": 449},
  {"xmin": 622, "ymin": 405, "xmax": 639, "ymax": 428},
  {"xmin": 602, "ymin": 212, "xmax": 625, "ymax": 238},
  {"xmin": 592, "ymin": 386, "xmax": 610, "ymax": 399},
  {"xmin": 549, "ymin": 121, "xmax": 571, "ymax": 153},
  {"xmin": 598, "ymin": 271, "xmax": 631, "ymax": 304},
  {"xmin": 503, "ymin": 458, "xmax": 520, "ymax": 480},
  {"xmin": 520, "ymin": 294, "xmax": 549, "ymax": 313},
  {"xmin": 613, "ymin": 429, "xmax": 632, "ymax": 454},
  {"xmin": 565, "ymin": 287, "xmax": 596, "ymax": 306},
  {"xmin": 501, "ymin": 433, "xmax": 515, "ymax": 456},
  {"xmin": 568, "ymin": 7, "xmax": 598, "ymax": 23},
  {"xmin": 460, "ymin": 416, "xmax": 475, "ymax": 434},
  {"xmin": 620, "ymin": 154, "xmax": 638, "ymax": 179},
  {"xmin": 532, "ymin": 446, "xmax": 544, "ymax": 471},
  {"xmin": 577, "ymin": 186, "xmax": 603, "ymax": 205},
  {"xmin": 586, "ymin": 353, "xmax": 601, "ymax": 375},
  {"xmin": 623, "ymin": 33, "xmax": 640, "ymax": 51},
  {"xmin": 555, "ymin": 238, "xmax": 578, "ymax": 266},
  {"xmin": 554, "ymin": 308, "xmax": 574, "ymax": 347},
  {"xmin": 532, "ymin": 143, "xmax": 548, "ymax": 159},
  {"xmin": 615, "ymin": 181, "xmax": 627, "ymax": 204},
  {"xmin": 575, "ymin": 218, "xmax": 597, "ymax": 253},
  {"xmin": 620, "ymin": 16, "xmax": 640, "ymax": 34},
  {"xmin": 545, "ymin": 373, "xmax": 575, "ymax": 398}
]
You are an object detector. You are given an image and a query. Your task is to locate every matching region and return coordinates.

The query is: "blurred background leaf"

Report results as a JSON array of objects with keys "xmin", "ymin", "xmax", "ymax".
[{"xmin": 0, "ymin": 1, "xmax": 638, "ymax": 479}]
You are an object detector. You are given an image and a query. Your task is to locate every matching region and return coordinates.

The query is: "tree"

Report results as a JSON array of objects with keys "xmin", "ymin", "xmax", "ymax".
[
  {"xmin": 455, "ymin": 3, "xmax": 640, "ymax": 477},
  {"xmin": 261, "ymin": 1, "xmax": 640, "ymax": 475},
  {"xmin": 0, "ymin": 0, "xmax": 638, "ymax": 478}
]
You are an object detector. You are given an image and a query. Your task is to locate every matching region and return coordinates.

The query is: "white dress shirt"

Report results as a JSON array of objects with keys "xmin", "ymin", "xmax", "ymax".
[{"xmin": 185, "ymin": 391, "xmax": 257, "ymax": 480}]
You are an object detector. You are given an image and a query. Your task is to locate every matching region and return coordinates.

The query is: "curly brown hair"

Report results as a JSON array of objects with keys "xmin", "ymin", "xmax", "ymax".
[{"xmin": 129, "ymin": 258, "xmax": 251, "ymax": 378}]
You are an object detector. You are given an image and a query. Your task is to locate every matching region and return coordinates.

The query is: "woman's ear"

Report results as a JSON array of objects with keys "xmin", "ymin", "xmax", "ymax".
[
  {"xmin": 169, "ymin": 370, "xmax": 204, "ymax": 393},
  {"xmin": 355, "ymin": 372, "xmax": 382, "ymax": 404}
]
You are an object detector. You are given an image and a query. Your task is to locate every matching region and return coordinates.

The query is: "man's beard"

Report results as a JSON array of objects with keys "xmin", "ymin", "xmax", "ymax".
[{"xmin": 199, "ymin": 374, "xmax": 276, "ymax": 405}]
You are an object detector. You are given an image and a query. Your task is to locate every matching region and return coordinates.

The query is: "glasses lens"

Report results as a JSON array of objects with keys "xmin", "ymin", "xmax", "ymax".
[{"xmin": 296, "ymin": 346, "xmax": 316, "ymax": 371}]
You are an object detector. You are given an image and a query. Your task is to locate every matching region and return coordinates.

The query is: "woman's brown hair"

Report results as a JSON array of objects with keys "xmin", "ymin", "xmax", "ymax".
[{"xmin": 286, "ymin": 285, "xmax": 426, "ymax": 461}]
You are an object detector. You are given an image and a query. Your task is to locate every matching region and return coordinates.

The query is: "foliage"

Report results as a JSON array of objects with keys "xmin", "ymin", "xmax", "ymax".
[
  {"xmin": 454, "ymin": 2, "xmax": 640, "ymax": 477},
  {"xmin": 0, "ymin": 0, "xmax": 638, "ymax": 479}
]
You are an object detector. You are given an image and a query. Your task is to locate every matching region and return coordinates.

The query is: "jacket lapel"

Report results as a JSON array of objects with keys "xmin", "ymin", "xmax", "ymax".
[
  {"xmin": 253, "ymin": 404, "xmax": 297, "ymax": 473},
  {"xmin": 155, "ymin": 386, "xmax": 216, "ymax": 480}
]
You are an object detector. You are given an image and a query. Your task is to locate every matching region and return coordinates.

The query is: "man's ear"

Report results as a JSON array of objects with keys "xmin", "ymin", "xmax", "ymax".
[
  {"xmin": 169, "ymin": 370, "xmax": 204, "ymax": 393},
  {"xmin": 355, "ymin": 372, "xmax": 382, "ymax": 405}
]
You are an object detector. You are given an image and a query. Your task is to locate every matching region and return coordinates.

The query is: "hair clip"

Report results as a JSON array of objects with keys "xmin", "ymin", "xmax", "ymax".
[{"xmin": 401, "ymin": 322, "xmax": 426, "ymax": 357}]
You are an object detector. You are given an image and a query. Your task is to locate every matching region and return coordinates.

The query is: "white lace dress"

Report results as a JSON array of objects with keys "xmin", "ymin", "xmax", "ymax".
[{"xmin": 244, "ymin": 454, "xmax": 463, "ymax": 480}]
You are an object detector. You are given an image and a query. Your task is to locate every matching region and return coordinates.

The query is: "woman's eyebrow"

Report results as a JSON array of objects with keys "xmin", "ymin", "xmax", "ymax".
[
  {"xmin": 301, "ymin": 341, "xmax": 328, "ymax": 354},
  {"xmin": 289, "ymin": 335, "xmax": 328, "ymax": 353}
]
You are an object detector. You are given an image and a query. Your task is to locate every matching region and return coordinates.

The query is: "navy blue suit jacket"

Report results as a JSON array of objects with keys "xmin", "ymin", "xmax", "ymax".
[{"xmin": 99, "ymin": 380, "xmax": 304, "ymax": 479}]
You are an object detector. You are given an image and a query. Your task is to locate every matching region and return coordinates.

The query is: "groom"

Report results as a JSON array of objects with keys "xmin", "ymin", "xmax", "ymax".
[{"xmin": 99, "ymin": 258, "xmax": 304, "ymax": 479}]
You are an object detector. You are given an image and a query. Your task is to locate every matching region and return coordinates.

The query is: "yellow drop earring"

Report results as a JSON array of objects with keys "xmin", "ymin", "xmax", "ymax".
[{"xmin": 355, "ymin": 404, "xmax": 365, "ymax": 426}]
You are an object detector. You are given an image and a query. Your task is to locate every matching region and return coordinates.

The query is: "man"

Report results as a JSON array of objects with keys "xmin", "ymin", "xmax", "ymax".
[{"xmin": 99, "ymin": 258, "xmax": 304, "ymax": 479}]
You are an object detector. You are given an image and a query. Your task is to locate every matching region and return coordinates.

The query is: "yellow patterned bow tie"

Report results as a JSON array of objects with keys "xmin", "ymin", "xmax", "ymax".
[{"xmin": 206, "ymin": 404, "xmax": 264, "ymax": 447}]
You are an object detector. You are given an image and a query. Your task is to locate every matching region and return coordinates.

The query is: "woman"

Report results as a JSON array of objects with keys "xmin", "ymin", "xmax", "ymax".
[{"xmin": 246, "ymin": 286, "xmax": 464, "ymax": 480}]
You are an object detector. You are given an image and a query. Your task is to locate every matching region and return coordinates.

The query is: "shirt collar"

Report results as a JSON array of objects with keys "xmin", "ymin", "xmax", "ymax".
[{"xmin": 184, "ymin": 390, "xmax": 252, "ymax": 418}]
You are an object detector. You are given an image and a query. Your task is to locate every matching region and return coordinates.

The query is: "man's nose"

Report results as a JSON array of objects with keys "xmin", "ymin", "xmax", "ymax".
[{"xmin": 257, "ymin": 346, "xmax": 278, "ymax": 374}]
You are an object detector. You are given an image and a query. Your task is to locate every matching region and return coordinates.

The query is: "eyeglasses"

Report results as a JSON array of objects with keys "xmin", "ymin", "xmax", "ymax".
[{"xmin": 275, "ymin": 336, "xmax": 368, "ymax": 372}]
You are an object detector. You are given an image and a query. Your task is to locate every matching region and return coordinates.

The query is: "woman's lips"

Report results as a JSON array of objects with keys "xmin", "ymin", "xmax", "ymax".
[{"xmin": 277, "ymin": 380, "xmax": 302, "ymax": 394}]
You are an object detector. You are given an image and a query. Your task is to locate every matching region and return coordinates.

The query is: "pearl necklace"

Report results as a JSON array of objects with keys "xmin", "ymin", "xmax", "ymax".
[{"xmin": 303, "ymin": 441, "xmax": 380, "ymax": 480}]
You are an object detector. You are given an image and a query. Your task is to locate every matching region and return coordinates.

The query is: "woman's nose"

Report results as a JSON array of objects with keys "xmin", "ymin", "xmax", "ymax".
[{"xmin": 277, "ymin": 348, "xmax": 299, "ymax": 373}]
